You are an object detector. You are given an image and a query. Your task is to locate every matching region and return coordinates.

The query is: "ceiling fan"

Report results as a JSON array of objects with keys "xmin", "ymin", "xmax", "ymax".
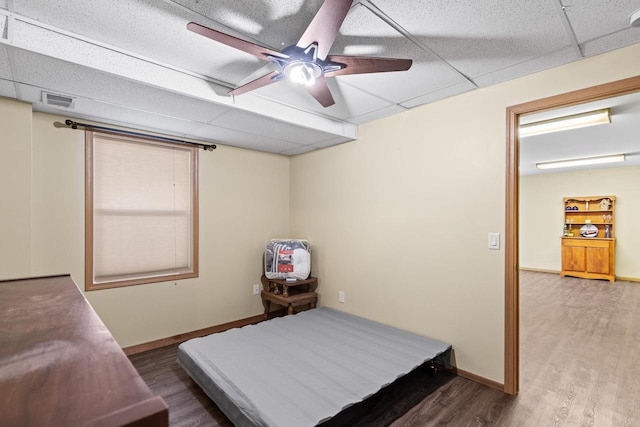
[{"xmin": 187, "ymin": 0, "xmax": 412, "ymax": 107}]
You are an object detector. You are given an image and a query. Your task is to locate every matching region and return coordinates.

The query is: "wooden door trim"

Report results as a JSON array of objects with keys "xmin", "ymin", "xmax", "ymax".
[{"xmin": 504, "ymin": 74, "xmax": 640, "ymax": 395}]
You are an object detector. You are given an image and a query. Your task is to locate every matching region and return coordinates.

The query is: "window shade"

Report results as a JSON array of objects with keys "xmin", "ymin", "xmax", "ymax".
[{"xmin": 90, "ymin": 133, "xmax": 196, "ymax": 286}]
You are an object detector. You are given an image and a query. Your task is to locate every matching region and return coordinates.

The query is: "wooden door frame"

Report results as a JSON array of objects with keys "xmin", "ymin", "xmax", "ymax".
[{"xmin": 504, "ymin": 75, "xmax": 640, "ymax": 395}]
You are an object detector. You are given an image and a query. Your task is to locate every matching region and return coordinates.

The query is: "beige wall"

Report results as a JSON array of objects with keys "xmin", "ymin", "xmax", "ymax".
[
  {"xmin": 520, "ymin": 166, "xmax": 640, "ymax": 279},
  {"xmin": 5, "ymin": 109, "xmax": 290, "ymax": 347},
  {"xmin": 290, "ymin": 43, "xmax": 640, "ymax": 383},
  {"xmin": 3, "ymin": 42, "xmax": 640, "ymax": 382},
  {"xmin": 0, "ymin": 98, "xmax": 32, "ymax": 279}
]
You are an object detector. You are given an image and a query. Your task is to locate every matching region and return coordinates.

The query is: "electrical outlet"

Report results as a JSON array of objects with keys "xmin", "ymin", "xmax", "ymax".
[
  {"xmin": 339, "ymin": 291, "xmax": 345, "ymax": 303},
  {"xmin": 253, "ymin": 284, "xmax": 260, "ymax": 295}
]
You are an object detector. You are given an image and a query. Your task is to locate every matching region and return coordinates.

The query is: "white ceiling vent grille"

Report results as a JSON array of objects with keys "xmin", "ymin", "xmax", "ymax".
[{"xmin": 42, "ymin": 91, "xmax": 76, "ymax": 109}]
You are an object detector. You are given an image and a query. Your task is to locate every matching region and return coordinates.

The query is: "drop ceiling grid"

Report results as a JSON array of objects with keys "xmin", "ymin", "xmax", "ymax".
[
  {"xmin": 469, "ymin": 46, "xmax": 579, "ymax": 89},
  {"xmin": 0, "ymin": 43, "xmax": 12, "ymax": 79},
  {"xmin": 581, "ymin": 29, "xmax": 640, "ymax": 57},
  {"xmin": 374, "ymin": 0, "xmax": 571, "ymax": 80},
  {"xmin": 399, "ymin": 80, "xmax": 476, "ymax": 109},
  {"xmin": 251, "ymin": 75, "xmax": 395, "ymax": 120},
  {"xmin": 31, "ymin": 96, "xmax": 208, "ymax": 138},
  {"xmin": 328, "ymin": 3, "xmax": 472, "ymax": 104},
  {"xmin": 563, "ymin": 0, "xmax": 640, "ymax": 43},
  {"xmin": 189, "ymin": 122, "xmax": 305, "ymax": 154},
  {"xmin": 0, "ymin": 80, "xmax": 16, "ymax": 98},
  {"xmin": 10, "ymin": 17, "xmax": 239, "ymax": 109},
  {"xmin": 209, "ymin": 108, "xmax": 341, "ymax": 145},
  {"xmin": 172, "ymin": 0, "xmax": 327, "ymax": 49},
  {"xmin": 13, "ymin": 0, "xmax": 265, "ymax": 85},
  {"xmin": 10, "ymin": 48, "xmax": 232, "ymax": 124}
]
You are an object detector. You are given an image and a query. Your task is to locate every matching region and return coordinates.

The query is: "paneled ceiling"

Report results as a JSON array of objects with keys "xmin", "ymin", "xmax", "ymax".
[{"xmin": 1, "ymin": 0, "xmax": 640, "ymax": 156}]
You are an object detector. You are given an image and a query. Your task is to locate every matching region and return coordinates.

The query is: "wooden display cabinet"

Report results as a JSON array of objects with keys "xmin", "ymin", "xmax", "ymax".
[{"xmin": 561, "ymin": 196, "xmax": 616, "ymax": 282}]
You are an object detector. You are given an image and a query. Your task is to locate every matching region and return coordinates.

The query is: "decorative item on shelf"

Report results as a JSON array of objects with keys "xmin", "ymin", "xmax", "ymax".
[
  {"xmin": 607, "ymin": 214, "xmax": 612, "ymax": 223},
  {"xmin": 563, "ymin": 224, "xmax": 568, "ymax": 236},
  {"xmin": 600, "ymin": 198, "xmax": 611, "ymax": 210},
  {"xmin": 580, "ymin": 223, "xmax": 598, "ymax": 238},
  {"xmin": 585, "ymin": 201, "xmax": 589, "ymax": 210},
  {"xmin": 605, "ymin": 224, "xmax": 611, "ymax": 238},
  {"xmin": 568, "ymin": 224, "xmax": 574, "ymax": 237}
]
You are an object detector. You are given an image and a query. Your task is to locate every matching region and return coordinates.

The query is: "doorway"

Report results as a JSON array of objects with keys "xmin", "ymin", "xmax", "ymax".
[{"xmin": 504, "ymin": 75, "xmax": 640, "ymax": 395}]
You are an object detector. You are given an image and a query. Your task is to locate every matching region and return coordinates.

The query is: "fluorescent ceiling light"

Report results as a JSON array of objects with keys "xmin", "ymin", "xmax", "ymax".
[
  {"xmin": 519, "ymin": 108, "xmax": 610, "ymax": 137},
  {"xmin": 536, "ymin": 154, "xmax": 625, "ymax": 170}
]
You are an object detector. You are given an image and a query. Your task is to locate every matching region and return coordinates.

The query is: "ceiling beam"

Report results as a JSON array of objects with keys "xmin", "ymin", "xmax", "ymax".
[{"xmin": 0, "ymin": 10, "xmax": 357, "ymax": 141}]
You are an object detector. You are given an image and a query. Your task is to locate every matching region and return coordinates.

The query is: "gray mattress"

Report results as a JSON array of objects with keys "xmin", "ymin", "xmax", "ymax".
[{"xmin": 177, "ymin": 307, "xmax": 451, "ymax": 427}]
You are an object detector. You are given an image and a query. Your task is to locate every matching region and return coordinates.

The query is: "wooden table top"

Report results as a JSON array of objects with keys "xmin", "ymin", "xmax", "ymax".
[{"xmin": 0, "ymin": 274, "xmax": 167, "ymax": 427}]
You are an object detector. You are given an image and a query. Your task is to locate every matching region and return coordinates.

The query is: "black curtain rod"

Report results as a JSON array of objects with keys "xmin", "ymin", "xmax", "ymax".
[{"xmin": 64, "ymin": 119, "xmax": 216, "ymax": 151}]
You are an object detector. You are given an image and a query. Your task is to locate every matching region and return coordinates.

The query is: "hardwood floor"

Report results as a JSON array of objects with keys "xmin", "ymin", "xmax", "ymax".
[{"xmin": 129, "ymin": 271, "xmax": 640, "ymax": 426}]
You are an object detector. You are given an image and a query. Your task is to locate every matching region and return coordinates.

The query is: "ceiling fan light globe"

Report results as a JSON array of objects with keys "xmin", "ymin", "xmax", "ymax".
[{"xmin": 285, "ymin": 62, "xmax": 321, "ymax": 86}]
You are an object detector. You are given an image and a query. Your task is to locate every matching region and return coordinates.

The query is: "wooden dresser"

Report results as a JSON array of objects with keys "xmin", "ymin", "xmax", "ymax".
[
  {"xmin": 0, "ymin": 275, "xmax": 168, "ymax": 427},
  {"xmin": 561, "ymin": 196, "xmax": 616, "ymax": 282}
]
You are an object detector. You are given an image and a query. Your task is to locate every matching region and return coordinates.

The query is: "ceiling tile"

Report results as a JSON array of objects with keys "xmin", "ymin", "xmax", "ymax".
[
  {"xmin": 346, "ymin": 103, "xmax": 407, "ymax": 124},
  {"xmin": 581, "ymin": 27, "xmax": 640, "ymax": 57},
  {"xmin": 13, "ymin": 0, "xmax": 263, "ymax": 85},
  {"xmin": 311, "ymin": 136, "xmax": 351, "ymax": 149},
  {"xmin": 172, "ymin": 0, "xmax": 326, "ymax": 49},
  {"xmin": 252, "ymin": 76, "xmax": 394, "ymax": 121},
  {"xmin": 377, "ymin": 0, "xmax": 570, "ymax": 79},
  {"xmin": 10, "ymin": 48, "xmax": 230, "ymax": 123},
  {"xmin": 190, "ymin": 123, "xmax": 301, "ymax": 154},
  {"xmin": 0, "ymin": 10, "xmax": 7, "ymax": 37},
  {"xmin": 20, "ymin": 85, "xmax": 205, "ymax": 137},
  {"xmin": 0, "ymin": 79, "xmax": 16, "ymax": 98},
  {"xmin": 400, "ymin": 80, "xmax": 476, "ymax": 109},
  {"xmin": 0, "ymin": 44, "xmax": 12, "ymax": 79},
  {"xmin": 564, "ymin": 0, "xmax": 640, "ymax": 44},
  {"xmin": 471, "ymin": 46, "xmax": 577, "ymax": 89},
  {"xmin": 330, "ymin": 4, "xmax": 471, "ymax": 104},
  {"xmin": 210, "ymin": 109, "xmax": 341, "ymax": 145},
  {"xmin": 280, "ymin": 145, "xmax": 317, "ymax": 156}
]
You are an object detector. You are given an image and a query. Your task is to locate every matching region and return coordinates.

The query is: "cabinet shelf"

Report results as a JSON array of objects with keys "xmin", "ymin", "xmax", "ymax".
[
  {"xmin": 564, "ymin": 222, "xmax": 613, "ymax": 225},
  {"xmin": 561, "ymin": 236, "xmax": 615, "ymax": 241},
  {"xmin": 564, "ymin": 209, "xmax": 612, "ymax": 213}
]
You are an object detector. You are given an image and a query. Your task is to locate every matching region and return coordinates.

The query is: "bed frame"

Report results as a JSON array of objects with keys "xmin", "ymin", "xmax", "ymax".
[{"xmin": 178, "ymin": 307, "xmax": 451, "ymax": 427}]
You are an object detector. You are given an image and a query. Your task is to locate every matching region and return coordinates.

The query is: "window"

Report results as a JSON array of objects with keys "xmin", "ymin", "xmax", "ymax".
[{"xmin": 85, "ymin": 130, "xmax": 198, "ymax": 291}]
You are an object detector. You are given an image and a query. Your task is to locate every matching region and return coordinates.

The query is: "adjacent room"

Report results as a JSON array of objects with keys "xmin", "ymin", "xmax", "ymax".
[{"xmin": 2, "ymin": 1, "xmax": 640, "ymax": 426}]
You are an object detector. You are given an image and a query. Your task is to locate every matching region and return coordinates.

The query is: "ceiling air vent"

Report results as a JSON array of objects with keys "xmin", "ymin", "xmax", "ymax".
[{"xmin": 42, "ymin": 91, "xmax": 76, "ymax": 109}]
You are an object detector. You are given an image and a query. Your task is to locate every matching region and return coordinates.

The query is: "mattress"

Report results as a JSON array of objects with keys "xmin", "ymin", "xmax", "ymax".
[{"xmin": 178, "ymin": 307, "xmax": 451, "ymax": 427}]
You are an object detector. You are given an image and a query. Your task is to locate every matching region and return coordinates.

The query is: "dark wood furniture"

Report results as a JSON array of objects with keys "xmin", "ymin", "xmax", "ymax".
[
  {"xmin": 0, "ymin": 274, "xmax": 168, "ymax": 427},
  {"xmin": 260, "ymin": 275, "xmax": 318, "ymax": 319}
]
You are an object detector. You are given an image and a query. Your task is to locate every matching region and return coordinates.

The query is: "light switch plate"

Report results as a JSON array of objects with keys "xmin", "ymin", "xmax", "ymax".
[{"xmin": 488, "ymin": 233, "xmax": 500, "ymax": 250}]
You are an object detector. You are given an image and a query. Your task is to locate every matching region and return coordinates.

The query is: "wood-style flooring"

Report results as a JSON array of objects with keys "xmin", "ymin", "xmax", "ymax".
[{"xmin": 129, "ymin": 271, "xmax": 640, "ymax": 426}]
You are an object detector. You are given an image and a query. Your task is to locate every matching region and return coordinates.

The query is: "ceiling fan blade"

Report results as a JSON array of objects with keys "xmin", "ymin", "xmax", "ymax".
[
  {"xmin": 305, "ymin": 75, "xmax": 335, "ymax": 107},
  {"xmin": 296, "ymin": 0, "xmax": 352, "ymax": 60},
  {"xmin": 187, "ymin": 22, "xmax": 287, "ymax": 60},
  {"xmin": 325, "ymin": 55, "xmax": 412, "ymax": 77},
  {"xmin": 229, "ymin": 71, "xmax": 282, "ymax": 96}
]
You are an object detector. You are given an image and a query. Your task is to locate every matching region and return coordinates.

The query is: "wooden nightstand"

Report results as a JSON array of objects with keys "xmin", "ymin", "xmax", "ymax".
[{"xmin": 260, "ymin": 275, "xmax": 318, "ymax": 319}]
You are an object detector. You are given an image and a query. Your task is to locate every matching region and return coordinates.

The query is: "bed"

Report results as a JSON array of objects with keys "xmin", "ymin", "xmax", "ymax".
[{"xmin": 178, "ymin": 307, "xmax": 451, "ymax": 427}]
